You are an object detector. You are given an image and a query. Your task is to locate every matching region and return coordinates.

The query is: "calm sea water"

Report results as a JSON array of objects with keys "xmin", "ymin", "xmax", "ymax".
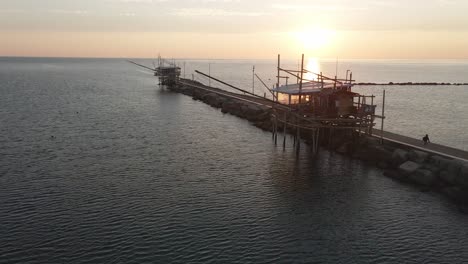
[{"xmin": 1, "ymin": 57, "xmax": 468, "ymax": 263}]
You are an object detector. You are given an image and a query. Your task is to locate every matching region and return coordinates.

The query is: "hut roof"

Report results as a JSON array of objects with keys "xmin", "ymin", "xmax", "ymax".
[{"xmin": 272, "ymin": 82, "xmax": 354, "ymax": 95}]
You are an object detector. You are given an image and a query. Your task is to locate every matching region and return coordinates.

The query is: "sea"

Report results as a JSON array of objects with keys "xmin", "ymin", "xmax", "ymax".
[{"xmin": 1, "ymin": 57, "xmax": 468, "ymax": 263}]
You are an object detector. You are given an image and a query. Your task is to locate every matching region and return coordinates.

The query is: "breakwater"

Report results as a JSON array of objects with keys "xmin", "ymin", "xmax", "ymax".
[{"xmin": 170, "ymin": 78, "xmax": 468, "ymax": 212}]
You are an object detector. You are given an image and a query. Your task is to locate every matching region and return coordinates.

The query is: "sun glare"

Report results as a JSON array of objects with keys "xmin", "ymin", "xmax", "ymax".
[
  {"xmin": 304, "ymin": 57, "xmax": 321, "ymax": 81},
  {"xmin": 295, "ymin": 28, "xmax": 335, "ymax": 52}
]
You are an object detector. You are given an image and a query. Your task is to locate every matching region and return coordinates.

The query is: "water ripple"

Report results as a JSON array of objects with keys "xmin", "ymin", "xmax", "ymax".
[{"xmin": 1, "ymin": 58, "xmax": 468, "ymax": 264}]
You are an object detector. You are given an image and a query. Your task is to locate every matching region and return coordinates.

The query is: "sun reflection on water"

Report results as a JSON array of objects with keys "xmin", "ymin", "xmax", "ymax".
[{"xmin": 304, "ymin": 57, "xmax": 321, "ymax": 81}]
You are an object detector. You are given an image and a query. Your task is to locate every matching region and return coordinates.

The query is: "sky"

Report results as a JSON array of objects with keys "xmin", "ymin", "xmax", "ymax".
[{"xmin": 1, "ymin": 0, "xmax": 468, "ymax": 59}]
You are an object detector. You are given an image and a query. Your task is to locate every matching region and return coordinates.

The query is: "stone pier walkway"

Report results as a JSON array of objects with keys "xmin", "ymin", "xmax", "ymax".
[{"xmin": 372, "ymin": 130, "xmax": 468, "ymax": 161}]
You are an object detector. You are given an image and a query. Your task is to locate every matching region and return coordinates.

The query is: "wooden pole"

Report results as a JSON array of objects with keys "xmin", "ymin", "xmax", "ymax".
[
  {"xmin": 252, "ymin": 65, "xmax": 255, "ymax": 94},
  {"xmin": 321, "ymin": 72, "xmax": 324, "ymax": 89},
  {"xmin": 283, "ymin": 111, "xmax": 287, "ymax": 150},
  {"xmin": 195, "ymin": 70, "xmax": 276, "ymax": 102},
  {"xmin": 381, "ymin": 90, "xmax": 386, "ymax": 144},
  {"xmin": 298, "ymin": 54, "xmax": 304, "ymax": 108},
  {"xmin": 358, "ymin": 95, "xmax": 362, "ymax": 136},
  {"xmin": 127, "ymin": 60, "xmax": 157, "ymax": 72},
  {"xmin": 272, "ymin": 112, "xmax": 275, "ymax": 140},
  {"xmin": 273, "ymin": 56, "xmax": 280, "ymax": 144},
  {"xmin": 277, "ymin": 54, "xmax": 281, "ymax": 89},
  {"xmin": 312, "ymin": 129, "xmax": 319, "ymax": 154},
  {"xmin": 296, "ymin": 54, "xmax": 305, "ymax": 154},
  {"xmin": 311, "ymin": 129, "xmax": 315, "ymax": 154},
  {"xmin": 208, "ymin": 63, "xmax": 211, "ymax": 87},
  {"xmin": 255, "ymin": 73, "xmax": 277, "ymax": 100},
  {"xmin": 370, "ymin": 94, "xmax": 374, "ymax": 135},
  {"xmin": 297, "ymin": 60, "xmax": 300, "ymax": 84},
  {"xmin": 335, "ymin": 57, "xmax": 338, "ymax": 79},
  {"xmin": 274, "ymin": 111, "xmax": 278, "ymax": 145}
]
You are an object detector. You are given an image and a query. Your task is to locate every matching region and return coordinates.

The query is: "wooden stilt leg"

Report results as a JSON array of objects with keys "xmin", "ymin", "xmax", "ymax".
[{"xmin": 283, "ymin": 112, "xmax": 287, "ymax": 150}]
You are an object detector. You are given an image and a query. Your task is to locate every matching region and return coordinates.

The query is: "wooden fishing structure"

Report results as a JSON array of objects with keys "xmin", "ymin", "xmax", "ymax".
[
  {"xmin": 154, "ymin": 56, "xmax": 181, "ymax": 86},
  {"xmin": 266, "ymin": 54, "xmax": 383, "ymax": 154},
  {"xmin": 129, "ymin": 54, "xmax": 385, "ymax": 155},
  {"xmin": 190, "ymin": 54, "xmax": 384, "ymax": 155},
  {"xmin": 128, "ymin": 56, "xmax": 181, "ymax": 86}
]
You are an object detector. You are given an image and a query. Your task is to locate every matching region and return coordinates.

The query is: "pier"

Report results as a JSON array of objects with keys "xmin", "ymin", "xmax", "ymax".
[
  {"xmin": 129, "ymin": 55, "xmax": 468, "ymax": 210},
  {"xmin": 172, "ymin": 77, "xmax": 468, "ymax": 210}
]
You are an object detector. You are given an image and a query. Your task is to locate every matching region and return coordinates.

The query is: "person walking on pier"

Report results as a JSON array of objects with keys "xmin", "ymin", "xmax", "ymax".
[{"xmin": 423, "ymin": 134, "xmax": 430, "ymax": 145}]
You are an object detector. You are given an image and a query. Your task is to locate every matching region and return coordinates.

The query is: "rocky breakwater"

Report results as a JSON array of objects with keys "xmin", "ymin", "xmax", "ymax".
[
  {"xmin": 170, "ymin": 80, "xmax": 273, "ymax": 131},
  {"xmin": 352, "ymin": 137, "xmax": 468, "ymax": 212}
]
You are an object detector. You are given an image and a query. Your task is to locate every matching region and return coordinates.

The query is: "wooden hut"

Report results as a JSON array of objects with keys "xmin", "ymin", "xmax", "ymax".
[
  {"xmin": 155, "ymin": 66, "xmax": 181, "ymax": 86},
  {"xmin": 272, "ymin": 81, "xmax": 361, "ymax": 118}
]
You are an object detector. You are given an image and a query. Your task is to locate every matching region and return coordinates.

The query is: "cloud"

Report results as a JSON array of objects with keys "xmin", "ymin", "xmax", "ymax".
[
  {"xmin": 48, "ymin": 9, "xmax": 90, "ymax": 15},
  {"xmin": 172, "ymin": 8, "xmax": 266, "ymax": 17},
  {"xmin": 104, "ymin": 0, "xmax": 169, "ymax": 3},
  {"xmin": 271, "ymin": 3, "xmax": 367, "ymax": 12}
]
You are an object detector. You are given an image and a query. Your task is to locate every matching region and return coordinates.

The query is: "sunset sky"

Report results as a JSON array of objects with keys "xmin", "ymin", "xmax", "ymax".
[{"xmin": 1, "ymin": 0, "xmax": 468, "ymax": 59}]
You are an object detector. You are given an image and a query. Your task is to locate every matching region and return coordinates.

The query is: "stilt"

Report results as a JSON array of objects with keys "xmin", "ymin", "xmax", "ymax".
[
  {"xmin": 296, "ymin": 127, "xmax": 301, "ymax": 155},
  {"xmin": 315, "ymin": 128, "xmax": 320, "ymax": 154},
  {"xmin": 311, "ymin": 129, "xmax": 316, "ymax": 154},
  {"xmin": 271, "ymin": 113, "xmax": 275, "ymax": 140},
  {"xmin": 283, "ymin": 112, "xmax": 287, "ymax": 150},
  {"xmin": 381, "ymin": 90, "xmax": 386, "ymax": 144},
  {"xmin": 293, "ymin": 130, "xmax": 296, "ymax": 147},
  {"xmin": 274, "ymin": 114, "xmax": 278, "ymax": 145}
]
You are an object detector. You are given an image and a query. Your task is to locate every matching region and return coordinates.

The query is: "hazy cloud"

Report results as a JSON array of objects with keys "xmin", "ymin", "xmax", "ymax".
[{"xmin": 171, "ymin": 8, "xmax": 266, "ymax": 17}]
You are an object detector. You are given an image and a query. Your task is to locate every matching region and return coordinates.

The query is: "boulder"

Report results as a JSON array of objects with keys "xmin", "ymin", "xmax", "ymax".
[
  {"xmin": 447, "ymin": 159, "xmax": 464, "ymax": 177},
  {"xmin": 408, "ymin": 150, "xmax": 429, "ymax": 163},
  {"xmin": 377, "ymin": 161, "xmax": 389, "ymax": 169},
  {"xmin": 254, "ymin": 120, "xmax": 272, "ymax": 131},
  {"xmin": 353, "ymin": 145, "xmax": 392, "ymax": 164},
  {"xmin": 455, "ymin": 162, "xmax": 468, "ymax": 188},
  {"xmin": 217, "ymin": 96, "xmax": 228, "ymax": 105},
  {"xmin": 409, "ymin": 169, "xmax": 437, "ymax": 186},
  {"xmin": 366, "ymin": 136, "xmax": 382, "ymax": 147},
  {"xmin": 439, "ymin": 170, "xmax": 457, "ymax": 185},
  {"xmin": 398, "ymin": 161, "xmax": 421, "ymax": 176},
  {"xmin": 247, "ymin": 104, "xmax": 264, "ymax": 116},
  {"xmin": 383, "ymin": 169, "xmax": 404, "ymax": 181},
  {"xmin": 422, "ymin": 163, "xmax": 441, "ymax": 174},
  {"xmin": 441, "ymin": 186, "xmax": 468, "ymax": 204},
  {"xmin": 192, "ymin": 89, "xmax": 206, "ymax": 100},
  {"xmin": 253, "ymin": 111, "xmax": 271, "ymax": 122},
  {"xmin": 239, "ymin": 104, "xmax": 250, "ymax": 117},
  {"xmin": 221, "ymin": 101, "xmax": 240, "ymax": 115},
  {"xmin": 429, "ymin": 155, "xmax": 452, "ymax": 170},
  {"xmin": 202, "ymin": 93, "xmax": 221, "ymax": 107},
  {"xmin": 392, "ymin": 149, "xmax": 409, "ymax": 167}
]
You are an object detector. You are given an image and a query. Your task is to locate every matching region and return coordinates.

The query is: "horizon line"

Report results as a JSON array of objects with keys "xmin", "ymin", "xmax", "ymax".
[{"xmin": 2, "ymin": 55, "xmax": 468, "ymax": 62}]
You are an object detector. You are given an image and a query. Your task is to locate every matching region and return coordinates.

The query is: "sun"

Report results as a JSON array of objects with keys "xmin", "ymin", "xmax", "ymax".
[{"xmin": 294, "ymin": 27, "xmax": 335, "ymax": 51}]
